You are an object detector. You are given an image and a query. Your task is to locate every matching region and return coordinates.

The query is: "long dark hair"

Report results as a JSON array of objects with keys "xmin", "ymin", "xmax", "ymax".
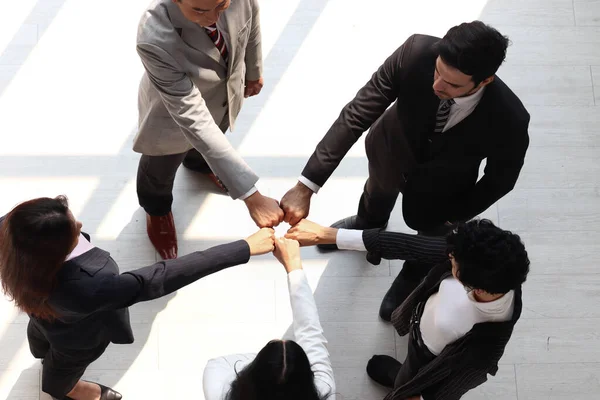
[
  {"xmin": 0, "ymin": 196, "xmax": 78, "ymax": 320},
  {"xmin": 226, "ymin": 339, "xmax": 331, "ymax": 400}
]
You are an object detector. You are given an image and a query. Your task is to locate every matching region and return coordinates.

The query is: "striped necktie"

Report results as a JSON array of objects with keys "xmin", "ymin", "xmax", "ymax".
[
  {"xmin": 434, "ymin": 99, "xmax": 455, "ymax": 133},
  {"xmin": 204, "ymin": 23, "xmax": 229, "ymax": 65}
]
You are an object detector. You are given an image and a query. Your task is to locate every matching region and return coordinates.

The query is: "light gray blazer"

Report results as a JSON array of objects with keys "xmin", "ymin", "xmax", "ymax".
[{"xmin": 134, "ymin": 0, "xmax": 262, "ymax": 199}]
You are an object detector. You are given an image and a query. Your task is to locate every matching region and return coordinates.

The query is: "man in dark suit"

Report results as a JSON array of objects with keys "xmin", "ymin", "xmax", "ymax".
[
  {"xmin": 285, "ymin": 218, "xmax": 530, "ymax": 400},
  {"xmin": 280, "ymin": 21, "xmax": 530, "ymax": 321}
]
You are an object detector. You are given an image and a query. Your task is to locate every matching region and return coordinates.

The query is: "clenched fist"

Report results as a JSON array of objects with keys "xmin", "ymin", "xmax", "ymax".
[
  {"xmin": 244, "ymin": 227, "xmax": 276, "ymax": 255},
  {"xmin": 280, "ymin": 182, "xmax": 313, "ymax": 226},
  {"xmin": 244, "ymin": 77, "xmax": 264, "ymax": 98},
  {"xmin": 273, "ymin": 237, "xmax": 302, "ymax": 273},
  {"xmin": 244, "ymin": 192, "xmax": 284, "ymax": 228},
  {"xmin": 285, "ymin": 219, "xmax": 337, "ymax": 247}
]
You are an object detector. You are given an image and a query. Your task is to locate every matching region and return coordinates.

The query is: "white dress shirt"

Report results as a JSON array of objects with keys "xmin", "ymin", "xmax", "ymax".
[
  {"xmin": 335, "ymin": 228, "xmax": 366, "ymax": 251},
  {"xmin": 299, "ymin": 87, "xmax": 486, "ymax": 192},
  {"xmin": 420, "ymin": 277, "xmax": 515, "ymax": 356},
  {"xmin": 202, "ymin": 269, "xmax": 336, "ymax": 399}
]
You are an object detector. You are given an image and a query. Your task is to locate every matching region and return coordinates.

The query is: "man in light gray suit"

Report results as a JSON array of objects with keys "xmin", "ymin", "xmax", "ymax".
[{"xmin": 135, "ymin": 0, "xmax": 283, "ymax": 259}]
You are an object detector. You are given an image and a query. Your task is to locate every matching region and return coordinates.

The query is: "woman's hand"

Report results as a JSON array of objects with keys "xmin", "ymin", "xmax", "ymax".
[
  {"xmin": 244, "ymin": 228, "xmax": 276, "ymax": 255},
  {"xmin": 273, "ymin": 237, "xmax": 302, "ymax": 273}
]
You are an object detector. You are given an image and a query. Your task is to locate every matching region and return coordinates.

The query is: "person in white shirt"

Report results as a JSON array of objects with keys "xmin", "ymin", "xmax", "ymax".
[
  {"xmin": 202, "ymin": 237, "xmax": 336, "ymax": 400},
  {"xmin": 285, "ymin": 218, "xmax": 529, "ymax": 400}
]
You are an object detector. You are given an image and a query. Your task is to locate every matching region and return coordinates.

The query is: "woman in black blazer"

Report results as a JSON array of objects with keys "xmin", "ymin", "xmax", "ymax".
[{"xmin": 0, "ymin": 196, "xmax": 275, "ymax": 400}]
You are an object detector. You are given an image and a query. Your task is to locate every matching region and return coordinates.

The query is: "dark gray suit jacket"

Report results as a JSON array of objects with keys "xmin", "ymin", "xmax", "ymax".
[
  {"xmin": 302, "ymin": 34, "xmax": 530, "ymax": 230},
  {"xmin": 0, "ymin": 215, "xmax": 250, "ymax": 350}
]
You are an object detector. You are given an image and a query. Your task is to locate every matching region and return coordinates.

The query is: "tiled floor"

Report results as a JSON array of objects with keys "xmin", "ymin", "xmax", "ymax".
[{"xmin": 1, "ymin": 0, "xmax": 599, "ymax": 399}]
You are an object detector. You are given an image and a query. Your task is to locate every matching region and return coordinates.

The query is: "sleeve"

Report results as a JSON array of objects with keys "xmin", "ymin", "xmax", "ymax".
[
  {"xmin": 362, "ymin": 228, "xmax": 448, "ymax": 264},
  {"xmin": 288, "ymin": 269, "xmax": 336, "ymax": 397},
  {"xmin": 336, "ymin": 229, "xmax": 367, "ymax": 251},
  {"xmin": 244, "ymin": 0, "xmax": 262, "ymax": 81},
  {"xmin": 449, "ymin": 119, "xmax": 530, "ymax": 222},
  {"xmin": 298, "ymin": 175, "xmax": 322, "ymax": 194},
  {"xmin": 75, "ymin": 240, "xmax": 251, "ymax": 314},
  {"xmin": 136, "ymin": 43, "xmax": 259, "ymax": 199},
  {"xmin": 300, "ymin": 35, "xmax": 416, "ymax": 187},
  {"xmin": 419, "ymin": 366, "xmax": 489, "ymax": 400},
  {"xmin": 203, "ymin": 353, "xmax": 256, "ymax": 400},
  {"xmin": 384, "ymin": 344, "xmax": 493, "ymax": 400}
]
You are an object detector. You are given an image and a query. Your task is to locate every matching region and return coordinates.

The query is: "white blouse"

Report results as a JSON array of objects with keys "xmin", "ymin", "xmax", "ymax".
[{"xmin": 202, "ymin": 269, "xmax": 336, "ymax": 399}]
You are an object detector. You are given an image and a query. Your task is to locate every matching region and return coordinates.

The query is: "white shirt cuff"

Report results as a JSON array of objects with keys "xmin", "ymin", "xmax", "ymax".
[
  {"xmin": 238, "ymin": 185, "xmax": 258, "ymax": 200},
  {"xmin": 287, "ymin": 268, "xmax": 306, "ymax": 281},
  {"xmin": 298, "ymin": 176, "xmax": 321, "ymax": 194},
  {"xmin": 336, "ymin": 228, "xmax": 366, "ymax": 251}
]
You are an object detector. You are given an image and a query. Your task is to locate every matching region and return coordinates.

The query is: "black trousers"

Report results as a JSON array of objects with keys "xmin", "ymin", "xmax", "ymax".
[
  {"xmin": 358, "ymin": 144, "xmax": 455, "ymax": 283},
  {"xmin": 27, "ymin": 321, "xmax": 110, "ymax": 399},
  {"xmin": 395, "ymin": 305, "xmax": 437, "ymax": 388},
  {"xmin": 137, "ymin": 117, "xmax": 229, "ymax": 217}
]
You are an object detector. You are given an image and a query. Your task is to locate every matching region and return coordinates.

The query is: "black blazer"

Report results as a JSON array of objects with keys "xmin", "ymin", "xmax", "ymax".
[
  {"xmin": 387, "ymin": 262, "xmax": 522, "ymax": 400},
  {"xmin": 302, "ymin": 34, "xmax": 530, "ymax": 230},
  {"xmin": 0, "ymin": 216, "xmax": 250, "ymax": 350}
]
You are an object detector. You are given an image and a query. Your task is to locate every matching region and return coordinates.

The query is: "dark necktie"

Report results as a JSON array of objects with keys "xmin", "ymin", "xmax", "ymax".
[
  {"xmin": 434, "ymin": 99, "xmax": 455, "ymax": 133},
  {"xmin": 204, "ymin": 23, "xmax": 229, "ymax": 65}
]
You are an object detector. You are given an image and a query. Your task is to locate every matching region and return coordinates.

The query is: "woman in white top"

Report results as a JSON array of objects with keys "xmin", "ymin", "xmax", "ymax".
[{"xmin": 203, "ymin": 238, "xmax": 336, "ymax": 400}]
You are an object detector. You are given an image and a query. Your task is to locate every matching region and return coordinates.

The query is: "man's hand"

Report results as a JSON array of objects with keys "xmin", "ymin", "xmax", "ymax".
[
  {"xmin": 280, "ymin": 182, "xmax": 313, "ymax": 226},
  {"xmin": 244, "ymin": 191, "xmax": 284, "ymax": 228},
  {"xmin": 244, "ymin": 228, "xmax": 276, "ymax": 255},
  {"xmin": 244, "ymin": 77, "xmax": 264, "ymax": 98},
  {"xmin": 285, "ymin": 219, "xmax": 337, "ymax": 247},
  {"xmin": 273, "ymin": 237, "xmax": 302, "ymax": 273}
]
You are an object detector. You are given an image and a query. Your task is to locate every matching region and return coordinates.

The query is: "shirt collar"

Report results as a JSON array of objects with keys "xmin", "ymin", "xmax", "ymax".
[
  {"xmin": 65, "ymin": 233, "xmax": 95, "ymax": 261},
  {"xmin": 453, "ymin": 85, "xmax": 486, "ymax": 107}
]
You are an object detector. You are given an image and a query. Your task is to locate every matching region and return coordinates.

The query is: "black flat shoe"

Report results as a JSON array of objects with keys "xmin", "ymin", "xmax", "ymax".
[
  {"xmin": 66, "ymin": 381, "xmax": 122, "ymax": 400},
  {"xmin": 366, "ymin": 354, "xmax": 402, "ymax": 388},
  {"xmin": 98, "ymin": 383, "xmax": 122, "ymax": 400},
  {"xmin": 316, "ymin": 215, "xmax": 387, "ymax": 251}
]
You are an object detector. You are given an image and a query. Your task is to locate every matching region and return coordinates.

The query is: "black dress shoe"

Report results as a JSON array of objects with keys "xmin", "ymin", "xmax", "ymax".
[
  {"xmin": 316, "ymin": 215, "xmax": 387, "ymax": 251},
  {"xmin": 69, "ymin": 381, "xmax": 122, "ymax": 400},
  {"xmin": 366, "ymin": 355, "xmax": 402, "ymax": 388},
  {"xmin": 379, "ymin": 271, "xmax": 420, "ymax": 322}
]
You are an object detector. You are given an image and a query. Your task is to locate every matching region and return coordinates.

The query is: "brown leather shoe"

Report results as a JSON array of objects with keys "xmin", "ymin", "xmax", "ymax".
[{"xmin": 146, "ymin": 212, "xmax": 178, "ymax": 260}]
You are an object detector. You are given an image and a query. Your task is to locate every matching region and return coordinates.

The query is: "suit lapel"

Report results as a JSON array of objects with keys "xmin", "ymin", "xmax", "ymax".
[
  {"xmin": 167, "ymin": 0, "xmax": 226, "ymax": 68},
  {"xmin": 181, "ymin": 26, "xmax": 227, "ymax": 68},
  {"xmin": 219, "ymin": 8, "xmax": 238, "ymax": 74},
  {"xmin": 59, "ymin": 248, "xmax": 111, "ymax": 280}
]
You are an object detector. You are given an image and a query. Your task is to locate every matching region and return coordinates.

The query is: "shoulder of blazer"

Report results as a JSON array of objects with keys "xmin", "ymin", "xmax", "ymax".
[
  {"xmin": 398, "ymin": 34, "xmax": 440, "ymax": 86},
  {"xmin": 137, "ymin": 0, "xmax": 182, "ymax": 48},
  {"xmin": 59, "ymin": 248, "xmax": 113, "ymax": 281},
  {"xmin": 408, "ymin": 34, "xmax": 441, "ymax": 53},
  {"xmin": 482, "ymin": 76, "xmax": 530, "ymax": 128}
]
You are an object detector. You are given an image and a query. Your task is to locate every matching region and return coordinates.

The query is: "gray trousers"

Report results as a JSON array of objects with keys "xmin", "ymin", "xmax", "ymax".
[
  {"xmin": 137, "ymin": 118, "xmax": 229, "ymax": 216},
  {"xmin": 137, "ymin": 149, "xmax": 209, "ymax": 216}
]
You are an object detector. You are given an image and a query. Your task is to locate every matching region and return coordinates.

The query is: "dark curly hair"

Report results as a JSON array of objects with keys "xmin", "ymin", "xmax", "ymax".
[
  {"xmin": 446, "ymin": 219, "xmax": 529, "ymax": 294},
  {"xmin": 435, "ymin": 21, "xmax": 510, "ymax": 86}
]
